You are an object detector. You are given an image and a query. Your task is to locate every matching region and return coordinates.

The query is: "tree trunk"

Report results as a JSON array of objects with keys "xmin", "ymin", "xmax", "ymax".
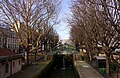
[
  {"xmin": 34, "ymin": 50, "xmax": 37, "ymax": 62},
  {"xmin": 89, "ymin": 51, "xmax": 92, "ymax": 61},
  {"xmin": 25, "ymin": 51, "xmax": 29, "ymax": 65},
  {"xmin": 44, "ymin": 40, "xmax": 47, "ymax": 51},
  {"xmin": 106, "ymin": 52, "xmax": 110, "ymax": 78},
  {"xmin": 75, "ymin": 44, "xmax": 79, "ymax": 52}
]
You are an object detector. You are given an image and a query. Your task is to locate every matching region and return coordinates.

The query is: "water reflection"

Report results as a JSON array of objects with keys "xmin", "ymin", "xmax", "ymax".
[{"xmin": 46, "ymin": 54, "xmax": 77, "ymax": 78}]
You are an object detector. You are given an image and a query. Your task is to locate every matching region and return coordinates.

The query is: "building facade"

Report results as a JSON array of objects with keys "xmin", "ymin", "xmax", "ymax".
[
  {"xmin": 0, "ymin": 27, "xmax": 19, "ymax": 52},
  {"xmin": 61, "ymin": 39, "xmax": 73, "ymax": 45},
  {"xmin": 0, "ymin": 49, "xmax": 22, "ymax": 78}
]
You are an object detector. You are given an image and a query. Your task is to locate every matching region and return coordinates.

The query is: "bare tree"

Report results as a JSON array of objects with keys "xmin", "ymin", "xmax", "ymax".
[
  {"xmin": 0, "ymin": 0, "xmax": 61, "ymax": 65},
  {"xmin": 69, "ymin": 0, "xmax": 120, "ymax": 77}
]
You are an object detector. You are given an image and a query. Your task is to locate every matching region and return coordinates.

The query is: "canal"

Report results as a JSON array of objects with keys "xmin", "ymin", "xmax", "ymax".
[
  {"xmin": 46, "ymin": 54, "xmax": 79, "ymax": 78},
  {"xmin": 48, "ymin": 67, "xmax": 76, "ymax": 78}
]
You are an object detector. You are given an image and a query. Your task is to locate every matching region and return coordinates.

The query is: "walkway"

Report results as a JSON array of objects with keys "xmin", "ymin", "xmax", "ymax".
[
  {"xmin": 8, "ymin": 61, "xmax": 50, "ymax": 78},
  {"xmin": 112, "ymin": 71, "xmax": 120, "ymax": 78},
  {"xmin": 74, "ymin": 61, "xmax": 104, "ymax": 78}
]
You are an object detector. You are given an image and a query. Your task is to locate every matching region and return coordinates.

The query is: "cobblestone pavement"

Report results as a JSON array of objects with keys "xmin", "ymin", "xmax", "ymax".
[
  {"xmin": 74, "ymin": 61, "xmax": 104, "ymax": 78},
  {"xmin": 8, "ymin": 61, "xmax": 50, "ymax": 78},
  {"xmin": 112, "ymin": 71, "xmax": 120, "ymax": 78}
]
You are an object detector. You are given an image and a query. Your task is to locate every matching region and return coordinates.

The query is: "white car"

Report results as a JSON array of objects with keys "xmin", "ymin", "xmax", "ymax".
[{"xmin": 115, "ymin": 49, "xmax": 120, "ymax": 52}]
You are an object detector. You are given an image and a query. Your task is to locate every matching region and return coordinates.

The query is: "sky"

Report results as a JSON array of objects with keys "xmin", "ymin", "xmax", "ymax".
[{"xmin": 55, "ymin": 0, "xmax": 71, "ymax": 40}]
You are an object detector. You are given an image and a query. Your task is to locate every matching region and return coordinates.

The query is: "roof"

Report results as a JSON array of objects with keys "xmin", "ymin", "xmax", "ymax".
[
  {"xmin": 0, "ymin": 48, "xmax": 17, "ymax": 56},
  {"xmin": 0, "ymin": 48, "xmax": 22, "ymax": 63},
  {"xmin": 95, "ymin": 56, "xmax": 106, "ymax": 60}
]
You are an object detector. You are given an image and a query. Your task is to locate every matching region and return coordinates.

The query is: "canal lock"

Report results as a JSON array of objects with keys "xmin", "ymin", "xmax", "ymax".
[
  {"xmin": 38, "ymin": 54, "xmax": 80, "ymax": 78},
  {"xmin": 53, "ymin": 54, "xmax": 73, "ymax": 69}
]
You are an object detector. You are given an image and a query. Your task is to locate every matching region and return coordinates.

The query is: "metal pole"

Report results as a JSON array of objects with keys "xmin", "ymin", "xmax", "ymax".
[{"xmin": 117, "ymin": 68, "xmax": 118, "ymax": 78}]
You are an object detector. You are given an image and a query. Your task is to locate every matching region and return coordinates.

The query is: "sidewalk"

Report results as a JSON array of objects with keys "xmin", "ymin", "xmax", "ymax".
[
  {"xmin": 112, "ymin": 71, "xmax": 120, "ymax": 78},
  {"xmin": 74, "ymin": 61, "xmax": 104, "ymax": 78},
  {"xmin": 9, "ymin": 61, "xmax": 50, "ymax": 78}
]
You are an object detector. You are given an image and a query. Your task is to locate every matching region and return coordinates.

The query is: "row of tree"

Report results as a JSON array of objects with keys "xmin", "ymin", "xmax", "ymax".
[
  {"xmin": 0, "ymin": 0, "xmax": 60, "ymax": 65},
  {"xmin": 69, "ymin": 0, "xmax": 120, "ymax": 78}
]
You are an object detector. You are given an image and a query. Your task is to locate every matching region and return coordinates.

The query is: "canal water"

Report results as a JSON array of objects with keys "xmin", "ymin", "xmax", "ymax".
[
  {"xmin": 46, "ymin": 54, "xmax": 79, "ymax": 78},
  {"xmin": 48, "ymin": 68, "xmax": 77, "ymax": 78}
]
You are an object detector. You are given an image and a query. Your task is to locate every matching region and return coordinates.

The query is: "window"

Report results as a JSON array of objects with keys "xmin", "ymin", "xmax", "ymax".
[
  {"xmin": 9, "ymin": 44, "xmax": 11, "ymax": 48},
  {"xmin": 15, "ymin": 44, "xmax": 16, "ymax": 48},
  {"xmin": 12, "ymin": 44, "xmax": 14, "ymax": 48},
  {"xmin": 10, "ymin": 44, "xmax": 12, "ymax": 48},
  {"xmin": 8, "ymin": 39, "xmax": 9, "ymax": 42},
  {"xmin": 0, "ymin": 37, "xmax": 1, "ymax": 42},
  {"xmin": 13, "ymin": 44, "xmax": 14, "ymax": 48},
  {"xmin": 8, "ymin": 44, "xmax": 10, "ymax": 48},
  {"xmin": 11, "ymin": 34, "xmax": 12, "ymax": 38},
  {"xmin": 19, "ymin": 60, "xmax": 21, "ymax": 65},
  {"xmin": 13, "ymin": 62, "xmax": 15, "ymax": 67},
  {"xmin": 5, "ymin": 63, "xmax": 9, "ymax": 73}
]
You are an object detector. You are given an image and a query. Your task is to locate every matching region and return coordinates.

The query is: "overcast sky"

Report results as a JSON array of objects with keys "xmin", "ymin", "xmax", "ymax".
[{"xmin": 55, "ymin": 0, "xmax": 71, "ymax": 40}]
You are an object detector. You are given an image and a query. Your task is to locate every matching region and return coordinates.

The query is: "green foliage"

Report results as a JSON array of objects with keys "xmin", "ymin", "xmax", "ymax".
[
  {"xmin": 110, "ymin": 64, "xmax": 116, "ymax": 71},
  {"xmin": 98, "ymin": 68, "xmax": 106, "ymax": 77},
  {"xmin": 99, "ymin": 68, "xmax": 106, "ymax": 73}
]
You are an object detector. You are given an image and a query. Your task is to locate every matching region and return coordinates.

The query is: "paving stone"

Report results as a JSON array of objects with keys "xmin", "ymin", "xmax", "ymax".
[
  {"xmin": 75, "ymin": 61, "xmax": 104, "ymax": 78},
  {"xmin": 8, "ymin": 61, "xmax": 50, "ymax": 78}
]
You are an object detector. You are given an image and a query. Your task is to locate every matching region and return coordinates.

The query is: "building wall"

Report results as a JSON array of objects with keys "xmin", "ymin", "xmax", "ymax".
[
  {"xmin": 0, "ymin": 58, "xmax": 22, "ymax": 78},
  {"xmin": 61, "ymin": 39, "xmax": 72, "ymax": 45},
  {"xmin": 0, "ymin": 37, "xmax": 3, "ymax": 48},
  {"xmin": 0, "ymin": 27, "xmax": 19, "ymax": 53},
  {"xmin": 0, "ymin": 62, "xmax": 11, "ymax": 78},
  {"xmin": 12, "ymin": 59, "xmax": 21, "ymax": 74},
  {"xmin": 7, "ymin": 38, "xmax": 19, "ymax": 52}
]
